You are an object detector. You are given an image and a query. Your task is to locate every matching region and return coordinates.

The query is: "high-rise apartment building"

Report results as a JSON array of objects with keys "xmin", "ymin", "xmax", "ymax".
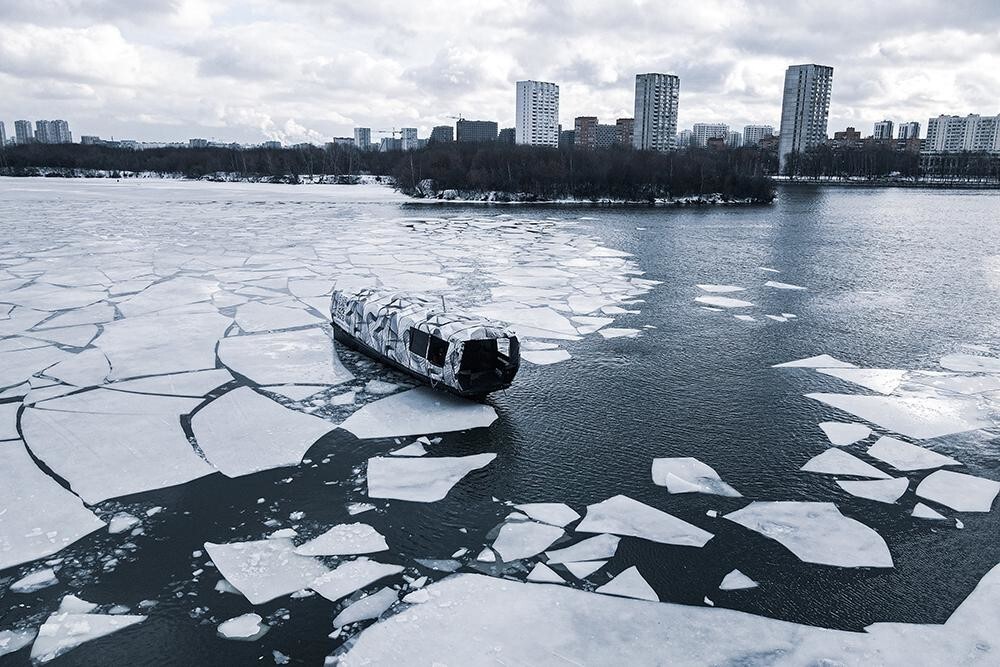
[
  {"xmin": 596, "ymin": 124, "xmax": 617, "ymax": 148},
  {"xmin": 726, "ymin": 131, "xmax": 743, "ymax": 148},
  {"xmin": 742, "ymin": 125, "xmax": 774, "ymax": 146},
  {"xmin": 400, "ymin": 127, "xmax": 418, "ymax": 151},
  {"xmin": 456, "ymin": 120, "xmax": 498, "ymax": 143},
  {"xmin": 897, "ymin": 121, "xmax": 920, "ymax": 140},
  {"xmin": 353, "ymin": 127, "xmax": 371, "ymax": 150},
  {"xmin": 429, "ymin": 125, "xmax": 454, "ymax": 143},
  {"xmin": 0, "ymin": 121, "xmax": 6, "ymax": 147},
  {"xmin": 632, "ymin": 73, "xmax": 680, "ymax": 151},
  {"xmin": 32, "ymin": 120, "xmax": 72, "ymax": 144},
  {"xmin": 925, "ymin": 114, "xmax": 1000, "ymax": 152},
  {"xmin": 515, "ymin": 80, "xmax": 560, "ymax": 146},
  {"xmin": 676, "ymin": 129, "xmax": 694, "ymax": 148},
  {"xmin": 497, "ymin": 127, "xmax": 515, "ymax": 145},
  {"xmin": 574, "ymin": 116, "xmax": 598, "ymax": 149},
  {"xmin": 14, "ymin": 120, "xmax": 33, "ymax": 144},
  {"xmin": 873, "ymin": 120, "xmax": 894, "ymax": 140},
  {"xmin": 615, "ymin": 118, "xmax": 634, "ymax": 146},
  {"xmin": 692, "ymin": 123, "xmax": 729, "ymax": 147},
  {"xmin": 35, "ymin": 120, "xmax": 51, "ymax": 144},
  {"xmin": 777, "ymin": 64, "xmax": 833, "ymax": 172}
]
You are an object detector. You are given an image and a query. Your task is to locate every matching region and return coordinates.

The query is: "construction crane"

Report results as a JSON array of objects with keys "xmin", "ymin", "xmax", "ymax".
[
  {"xmin": 446, "ymin": 115, "xmax": 464, "ymax": 122},
  {"xmin": 376, "ymin": 128, "xmax": 402, "ymax": 138}
]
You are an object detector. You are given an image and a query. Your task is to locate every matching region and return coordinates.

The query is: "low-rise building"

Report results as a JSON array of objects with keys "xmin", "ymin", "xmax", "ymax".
[
  {"xmin": 742, "ymin": 125, "xmax": 774, "ymax": 146},
  {"xmin": 574, "ymin": 116, "xmax": 598, "ymax": 149},
  {"xmin": 497, "ymin": 127, "xmax": 516, "ymax": 145},
  {"xmin": 456, "ymin": 120, "xmax": 498, "ymax": 143},
  {"xmin": 430, "ymin": 125, "xmax": 454, "ymax": 143}
]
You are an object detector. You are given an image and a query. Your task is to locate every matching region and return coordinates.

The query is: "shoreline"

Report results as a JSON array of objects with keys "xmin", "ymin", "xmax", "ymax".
[{"xmin": 775, "ymin": 177, "xmax": 1000, "ymax": 190}]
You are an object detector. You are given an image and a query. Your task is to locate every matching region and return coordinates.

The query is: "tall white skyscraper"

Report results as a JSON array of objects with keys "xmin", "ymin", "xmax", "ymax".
[
  {"xmin": 14, "ymin": 120, "xmax": 33, "ymax": 144},
  {"xmin": 515, "ymin": 80, "xmax": 559, "ymax": 146},
  {"xmin": 743, "ymin": 125, "xmax": 774, "ymax": 146},
  {"xmin": 0, "ymin": 121, "xmax": 6, "ymax": 147},
  {"xmin": 692, "ymin": 123, "xmax": 728, "ymax": 146},
  {"xmin": 897, "ymin": 121, "xmax": 920, "ymax": 140},
  {"xmin": 632, "ymin": 73, "xmax": 680, "ymax": 151},
  {"xmin": 354, "ymin": 127, "xmax": 371, "ymax": 150},
  {"xmin": 926, "ymin": 114, "xmax": 1000, "ymax": 152},
  {"xmin": 777, "ymin": 64, "xmax": 833, "ymax": 173},
  {"xmin": 873, "ymin": 119, "xmax": 894, "ymax": 140}
]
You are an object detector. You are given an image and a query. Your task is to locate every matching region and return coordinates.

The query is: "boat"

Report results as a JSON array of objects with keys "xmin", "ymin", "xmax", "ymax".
[{"xmin": 330, "ymin": 288, "xmax": 520, "ymax": 398}]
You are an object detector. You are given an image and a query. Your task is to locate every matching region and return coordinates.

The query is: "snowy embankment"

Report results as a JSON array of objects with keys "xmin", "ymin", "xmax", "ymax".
[
  {"xmin": 409, "ymin": 185, "xmax": 762, "ymax": 205},
  {"xmin": 0, "ymin": 168, "xmax": 392, "ymax": 185}
]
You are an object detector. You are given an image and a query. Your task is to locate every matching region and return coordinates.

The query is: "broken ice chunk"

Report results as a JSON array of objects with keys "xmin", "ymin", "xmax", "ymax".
[
  {"xmin": 696, "ymin": 285, "xmax": 745, "ymax": 293},
  {"xmin": 513, "ymin": 503, "xmax": 580, "ymax": 527},
  {"xmin": 912, "ymin": 503, "xmax": 948, "ymax": 521},
  {"xmin": 526, "ymin": 563, "xmax": 563, "ymax": 584},
  {"xmin": 801, "ymin": 449, "xmax": 891, "ymax": 479},
  {"xmin": 341, "ymin": 387, "xmax": 498, "ymax": 439},
  {"xmin": 719, "ymin": 569, "xmax": 758, "ymax": 591},
  {"xmin": 217, "ymin": 613, "xmax": 269, "ymax": 641},
  {"xmin": 836, "ymin": 478, "xmax": 909, "ymax": 504},
  {"xmin": 204, "ymin": 538, "xmax": 330, "ymax": 605},
  {"xmin": 734, "ymin": 315, "xmax": 756, "ymax": 322},
  {"xmin": 544, "ymin": 534, "xmax": 620, "ymax": 563},
  {"xmin": 347, "ymin": 502, "xmax": 376, "ymax": 516},
  {"xmin": 263, "ymin": 385, "xmax": 326, "ymax": 401},
  {"xmin": 309, "ymin": 559, "xmax": 404, "ymax": 603},
  {"xmin": 651, "ymin": 458, "xmax": 741, "ymax": 497},
  {"xmin": 476, "ymin": 548, "xmax": 497, "ymax": 563},
  {"xmin": 108, "ymin": 513, "xmax": 141, "ymax": 535},
  {"xmin": 192, "ymin": 387, "xmax": 334, "ymax": 477},
  {"xmin": 294, "ymin": 524, "xmax": 389, "ymax": 556},
  {"xmin": 491, "ymin": 522, "xmax": 565, "ymax": 562},
  {"xmin": 563, "ymin": 560, "xmax": 607, "ymax": 579},
  {"xmin": 939, "ymin": 353, "xmax": 1000, "ymax": 373},
  {"xmin": 58, "ymin": 595, "xmax": 98, "ymax": 614},
  {"xmin": 234, "ymin": 301, "xmax": 325, "ymax": 333},
  {"xmin": 724, "ymin": 501, "xmax": 892, "ymax": 568},
  {"xmin": 367, "ymin": 453, "xmax": 496, "ymax": 502},
  {"xmin": 806, "ymin": 392, "xmax": 988, "ymax": 440},
  {"xmin": 10, "ymin": 568, "xmax": 58, "ymax": 593},
  {"xmin": 332, "ymin": 587, "xmax": 398, "ymax": 628},
  {"xmin": 218, "ymin": 329, "xmax": 354, "ymax": 386},
  {"xmin": 773, "ymin": 354, "xmax": 855, "ymax": 368},
  {"xmin": 0, "ymin": 628, "xmax": 36, "ymax": 658},
  {"xmin": 365, "ymin": 379, "xmax": 399, "ymax": 395},
  {"xmin": 694, "ymin": 296, "xmax": 754, "ymax": 309},
  {"xmin": 576, "ymin": 495, "xmax": 713, "ymax": 547},
  {"xmin": 30, "ymin": 612, "xmax": 146, "ymax": 663},
  {"xmin": 570, "ymin": 316, "xmax": 614, "ymax": 335},
  {"xmin": 389, "ymin": 441, "xmax": 427, "ymax": 456},
  {"xmin": 765, "ymin": 315, "xmax": 788, "ymax": 323},
  {"xmin": 764, "ymin": 281, "xmax": 805, "ymax": 290},
  {"xmin": 819, "ymin": 422, "xmax": 872, "ymax": 446},
  {"xmin": 915, "ymin": 470, "xmax": 1000, "ymax": 512},
  {"xmin": 595, "ymin": 566, "xmax": 658, "ymax": 602},
  {"xmin": 816, "ymin": 368, "xmax": 906, "ymax": 395},
  {"xmin": 521, "ymin": 349, "xmax": 571, "ymax": 365},
  {"xmin": 866, "ymin": 436, "xmax": 960, "ymax": 471},
  {"xmin": 598, "ymin": 328, "xmax": 641, "ymax": 339}
]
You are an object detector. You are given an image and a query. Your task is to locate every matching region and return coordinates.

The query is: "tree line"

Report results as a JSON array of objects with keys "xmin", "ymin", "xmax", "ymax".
[{"xmin": 783, "ymin": 144, "xmax": 1000, "ymax": 182}]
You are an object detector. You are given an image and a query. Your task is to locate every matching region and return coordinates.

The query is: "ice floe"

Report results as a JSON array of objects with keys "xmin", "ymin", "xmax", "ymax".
[
  {"xmin": 310, "ymin": 559, "xmax": 404, "ymax": 603},
  {"xmin": 915, "ymin": 470, "xmax": 1000, "ymax": 512},
  {"xmin": 733, "ymin": 314, "xmax": 756, "ymax": 322},
  {"xmin": 651, "ymin": 457, "xmax": 741, "ymax": 497},
  {"xmin": 544, "ymin": 534, "xmax": 621, "ymax": 563},
  {"xmin": 819, "ymin": 421, "xmax": 872, "ymax": 446},
  {"xmin": 694, "ymin": 295, "xmax": 754, "ymax": 308},
  {"xmin": 341, "ymin": 387, "xmax": 498, "ymax": 439},
  {"xmin": 294, "ymin": 524, "xmax": 389, "ymax": 556},
  {"xmin": 719, "ymin": 569, "xmax": 758, "ymax": 591},
  {"xmin": 696, "ymin": 284, "xmax": 745, "ymax": 293},
  {"xmin": 725, "ymin": 501, "xmax": 893, "ymax": 568},
  {"xmin": 764, "ymin": 280, "xmax": 806, "ymax": 290},
  {"xmin": 806, "ymin": 392, "xmax": 989, "ymax": 440},
  {"xmin": 836, "ymin": 478, "xmax": 909, "ymax": 504},
  {"xmin": 104, "ymin": 369, "xmax": 234, "ymax": 397},
  {"xmin": 474, "ymin": 304, "xmax": 579, "ymax": 340},
  {"xmin": 204, "ymin": 538, "xmax": 330, "ymax": 605},
  {"xmin": 526, "ymin": 562, "xmax": 564, "ymax": 584},
  {"xmin": 0, "ymin": 402, "xmax": 18, "ymax": 440},
  {"xmin": 521, "ymin": 349, "xmax": 571, "ymax": 365},
  {"xmin": 366, "ymin": 453, "xmax": 497, "ymax": 502},
  {"xmin": 218, "ymin": 328, "xmax": 354, "ymax": 386},
  {"xmin": 332, "ymin": 587, "xmax": 398, "ymax": 627},
  {"xmin": 570, "ymin": 316, "xmax": 613, "ymax": 334},
  {"xmin": 234, "ymin": 301, "xmax": 324, "ymax": 332},
  {"xmin": 595, "ymin": 566, "xmax": 658, "ymax": 602},
  {"xmin": 801, "ymin": 449, "xmax": 891, "ymax": 479},
  {"xmin": 816, "ymin": 368, "xmax": 906, "ymax": 395},
  {"xmin": 773, "ymin": 354, "xmax": 856, "ymax": 368},
  {"xmin": 192, "ymin": 387, "xmax": 334, "ymax": 477},
  {"xmin": 30, "ymin": 612, "xmax": 146, "ymax": 663},
  {"xmin": 10, "ymin": 568, "xmax": 58, "ymax": 593},
  {"xmin": 576, "ymin": 495, "xmax": 713, "ymax": 547},
  {"xmin": 513, "ymin": 503, "xmax": 580, "ymax": 527},
  {"xmin": 563, "ymin": 560, "xmax": 607, "ymax": 579},
  {"xmin": 912, "ymin": 503, "xmax": 948, "ymax": 521},
  {"xmin": 597, "ymin": 328, "xmax": 641, "ymax": 339},
  {"xmin": 939, "ymin": 353, "xmax": 1000, "ymax": 373},
  {"xmin": 0, "ymin": 629, "xmax": 36, "ymax": 658},
  {"xmin": 389, "ymin": 441, "xmax": 427, "ymax": 456},
  {"xmin": 491, "ymin": 521, "xmax": 565, "ymax": 562},
  {"xmin": 218, "ymin": 613, "xmax": 269, "ymax": 641},
  {"xmin": 866, "ymin": 436, "xmax": 960, "ymax": 471}
]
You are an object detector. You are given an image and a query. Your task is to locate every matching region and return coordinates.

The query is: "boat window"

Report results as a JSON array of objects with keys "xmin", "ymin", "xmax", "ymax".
[
  {"xmin": 427, "ymin": 335, "xmax": 448, "ymax": 367},
  {"xmin": 496, "ymin": 338, "xmax": 510, "ymax": 359},
  {"xmin": 409, "ymin": 329, "xmax": 429, "ymax": 358}
]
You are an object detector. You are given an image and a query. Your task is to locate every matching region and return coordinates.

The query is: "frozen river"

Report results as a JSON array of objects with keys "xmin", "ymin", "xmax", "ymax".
[{"xmin": 1, "ymin": 177, "xmax": 999, "ymax": 665}]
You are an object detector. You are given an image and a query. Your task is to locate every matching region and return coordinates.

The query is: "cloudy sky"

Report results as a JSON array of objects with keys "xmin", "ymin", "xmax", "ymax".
[{"xmin": 1, "ymin": 0, "xmax": 998, "ymax": 144}]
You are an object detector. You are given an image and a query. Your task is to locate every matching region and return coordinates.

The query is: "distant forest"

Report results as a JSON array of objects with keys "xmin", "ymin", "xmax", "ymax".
[{"xmin": 0, "ymin": 142, "xmax": 776, "ymax": 203}]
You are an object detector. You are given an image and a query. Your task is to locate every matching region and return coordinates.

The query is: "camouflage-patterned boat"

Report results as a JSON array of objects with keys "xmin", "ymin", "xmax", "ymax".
[{"xmin": 330, "ymin": 289, "xmax": 520, "ymax": 398}]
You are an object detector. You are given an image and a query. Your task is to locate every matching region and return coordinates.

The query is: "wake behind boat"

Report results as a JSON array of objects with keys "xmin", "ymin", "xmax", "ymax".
[{"xmin": 330, "ymin": 288, "xmax": 520, "ymax": 398}]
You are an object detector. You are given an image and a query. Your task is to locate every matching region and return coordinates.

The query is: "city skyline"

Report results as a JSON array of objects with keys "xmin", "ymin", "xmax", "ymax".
[{"xmin": 1, "ymin": 1, "xmax": 998, "ymax": 144}]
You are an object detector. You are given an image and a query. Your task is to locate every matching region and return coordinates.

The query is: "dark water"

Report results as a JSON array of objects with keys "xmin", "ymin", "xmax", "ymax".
[{"xmin": 2, "ymin": 182, "xmax": 999, "ymax": 665}]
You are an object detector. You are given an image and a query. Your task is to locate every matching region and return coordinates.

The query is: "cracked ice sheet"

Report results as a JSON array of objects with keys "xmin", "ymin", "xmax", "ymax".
[
  {"xmin": 41, "ymin": 349, "xmax": 110, "ymax": 387},
  {"xmin": 340, "ymin": 387, "xmax": 497, "ymax": 439},
  {"xmin": 115, "ymin": 276, "xmax": 219, "ymax": 317},
  {"xmin": 0, "ymin": 345, "xmax": 73, "ymax": 389},
  {"xmin": 939, "ymin": 353, "xmax": 1000, "ymax": 373},
  {"xmin": 916, "ymin": 470, "xmax": 1000, "ymax": 512},
  {"xmin": 1, "ymin": 402, "xmax": 18, "ymax": 440},
  {"xmin": 102, "ymin": 369, "xmax": 234, "ymax": 397},
  {"xmin": 651, "ymin": 457, "xmax": 741, "ymax": 497},
  {"xmin": 0, "ymin": 440, "xmax": 105, "ymax": 570},
  {"xmin": 473, "ymin": 304, "xmax": 579, "ymax": 340},
  {"xmin": 310, "ymin": 559, "xmax": 404, "ymax": 603},
  {"xmin": 234, "ymin": 301, "xmax": 325, "ymax": 332},
  {"xmin": 218, "ymin": 329, "xmax": 354, "ymax": 386},
  {"xmin": 192, "ymin": 387, "xmax": 335, "ymax": 477},
  {"xmin": 491, "ymin": 521, "xmax": 565, "ymax": 562},
  {"xmin": 30, "ymin": 612, "xmax": 146, "ymax": 663},
  {"xmin": 367, "ymin": 453, "xmax": 497, "ymax": 502},
  {"xmin": 577, "ymin": 495, "xmax": 713, "ymax": 547},
  {"xmin": 806, "ymin": 392, "xmax": 990, "ymax": 440},
  {"xmin": 204, "ymin": 538, "xmax": 330, "ymax": 605},
  {"xmin": 294, "ymin": 524, "xmax": 388, "ymax": 556},
  {"xmin": 724, "ymin": 501, "xmax": 892, "ymax": 568}
]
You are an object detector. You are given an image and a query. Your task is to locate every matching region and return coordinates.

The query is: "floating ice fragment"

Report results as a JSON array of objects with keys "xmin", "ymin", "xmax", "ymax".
[
  {"xmin": 526, "ymin": 563, "xmax": 563, "ymax": 584},
  {"xmin": 724, "ymin": 501, "xmax": 892, "ymax": 568},
  {"xmin": 806, "ymin": 392, "xmax": 988, "ymax": 440},
  {"xmin": 866, "ymin": 436, "xmax": 960, "ymax": 471},
  {"xmin": 773, "ymin": 354, "xmax": 855, "ymax": 368},
  {"xmin": 909, "ymin": 373, "xmax": 1000, "ymax": 395},
  {"xmin": 367, "ymin": 453, "xmax": 496, "ymax": 502},
  {"xmin": 563, "ymin": 560, "xmax": 607, "ymax": 579},
  {"xmin": 215, "ymin": 579, "xmax": 240, "ymax": 595},
  {"xmin": 329, "ymin": 391, "xmax": 357, "ymax": 406},
  {"xmin": 273, "ymin": 649, "xmax": 290, "ymax": 664},
  {"xmin": 365, "ymin": 379, "xmax": 399, "ymax": 395},
  {"xmin": 734, "ymin": 315, "xmax": 756, "ymax": 322},
  {"xmin": 521, "ymin": 349, "xmax": 571, "ymax": 365},
  {"xmin": 58, "ymin": 595, "xmax": 98, "ymax": 614},
  {"xmin": 577, "ymin": 495, "xmax": 713, "ymax": 547},
  {"xmin": 192, "ymin": 387, "xmax": 334, "ymax": 477},
  {"xmin": 217, "ymin": 613, "xmax": 269, "ymax": 641},
  {"xmin": 218, "ymin": 329, "xmax": 354, "ymax": 386},
  {"xmin": 694, "ymin": 295, "xmax": 754, "ymax": 308},
  {"xmin": 651, "ymin": 458, "xmax": 741, "ymax": 497},
  {"xmin": 696, "ymin": 285, "xmax": 745, "ymax": 293},
  {"xmin": 309, "ymin": 559, "xmax": 405, "ymax": 603},
  {"xmin": 916, "ymin": 470, "xmax": 1000, "ymax": 512},
  {"xmin": 837, "ymin": 478, "xmax": 909, "ymax": 504},
  {"xmin": 764, "ymin": 281, "xmax": 806, "ymax": 290},
  {"xmin": 295, "ymin": 524, "xmax": 389, "ymax": 556},
  {"xmin": 0, "ymin": 628, "xmax": 36, "ymax": 658},
  {"xmin": 204, "ymin": 538, "xmax": 330, "ymax": 605},
  {"xmin": 476, "ymin": 548, "xmax": 497, "ymax": 563},
  {"xmin": 341, "ymin": 387, "xmax": 497, "ymax": 439},
  {"xmin": 474, "ymin": 304, "xmax": 579, "ymax": 340},
  {"xmin": 819, "ymin": 421, "xmax": 872, "ymax": 446},
  {"xmin": 765, "ymin": 315, "xmax": 788, "ymax": 323},
  {"xmin": 414, "ymin": 558, "xmax": 460, "ymax": 572},
  {"xmin": 939, "ymin": 353, "xmax": 1000, "ymax": 373},
  {"xmin": 570, "ymin": 316, "xmax": 614, "ymax": 334},
  {"xmin": 595, "ymin": 566, "xmax": 658, "ymax": 602},
  {"xmin": 912, "ymin": 503, "xmax": 948, "ymax": 521},
  {"xmin": 389, "ymin": 441, "xmax": 427, "ymax": 456},
  {"xmin": 10, "ymin": 568, "xmax": 58, "ymax": 593},
  {"xmin": 817, "ymin": 368, "xmax": 906, "ymax": 395},
  {"xmin": 801, "ymin": 449, "xmax": 891, "ymax": 479},
  {"xmin": 403, "ymin": 589, "xmax": 430, "ymax": 604},
  {"xmin": 598, "ymin": 328, "xmax": 641, "ymax": 339},
  {"xmin": 333, "ymin": 587, "xmax": 398, "ymax": 627},
  {"xmin": 513, "ymin": 503, "xmax": 580, "ymax": 527},
  {"xmin": 545, "ymin": 534, "xmax": 620, "ymax": 563},
  {"xmin": 108, "ymin": 513, "xmax": 140, "ymax": 535},
  {"xmin": 263, "ymin": 384, "xmax": 325, "ymax": 401},
  {"xmin": 719, "ymin": 570, "xmax": 758, "ymax": 591},
  {"xmin": 491, "ymin": 522, "xmax": 565, "ymax": 562},
  {"xmin": 347, "ymin": 503, "xmax": 376, "ymax": 516},
  {"xmin": 269, "ymin": 528, "xmax": 298, "ymax": 540},
  {"xmin": 30, "ymin": 612, "xmax": 146, "ymax": 663}
]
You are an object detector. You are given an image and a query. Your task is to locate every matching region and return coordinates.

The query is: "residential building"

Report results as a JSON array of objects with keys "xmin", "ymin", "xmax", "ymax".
[
  {"xmin": 189, "ymin": 138, "xmax": 210, "ymax": 148},
  {"xmin": 833, "ymin": 127, "xmax": 861, "ymax": 141},
  {"xmin": 516, "ymin": 80, "xmax": 560, "ymax": 146},
  {"xmin": 596, "ymin": 123, "xmax": 617, "ymax": 148},
  {"xmin": 400, "ymin": 127, "xmax": 418, "ymax": 151},
  {"xmin": 873, "ymin": 120, "xmax": 894, "ymax": 140},
  {"xmin": 261, "ymin": 140, "xmax": 282, "ymax": 149},
  {"xmin": 429, "ymin": 125, "xmax": 454, "ymax": 143},
  {"xmin": 14, "ymin": 120, "xmax": 33, "ymax": 144},
  {"xmin": 615, "ymin": 118, "xmax": 634, "ymax": 146},
  {"xmin": 777, "ymin": 63, "xmax": 834, "ymax": 173},
  {"xmin": 417, "ymin": 138, "xmax": 429, "ymax": 149},
  {"xmin": 676, "ymin": 129, "xmax": 694, "ymax": 148},
  {"xmin": 897, "ymin": 121, "xmax": 920, "ymax": 140},
  {"xmin": 330, "ymin": 137, "xmax": 354, "ymax": 146},
  {"xmin": 726, "ymin": 131, "xmax": 743, "ymax": 148},
  {"xmin": 353, "ymin": 127, "xmax": 371, "ymax": 150},
  {"xmin": 574, "ymin": 116, "xmax": 598, "ymax": 149},
  {"xmin": 707, "ymin": 137, "xmax": 728, "ymax": 151},
  {"xmin": 456, "ymin": 119, "xmax": 498, "ymax": 143},
  {"xmin": 559, "ymin": 130, "xmax": 575, "ymax": 148},
  {"xmin": 51, "ymin": 120, "xmax": 71, "ymax": 143},
  {"xmin": 80, "ymin": 135, "xmax": 101, "ymax": 145},
  {"xmin": 632, "ymin": 73, "xmax": 680, "ymax": 151},
  {"xmin": 0, "ymin": 121, "xmax": 5, "ymax": 147},
  {"xmin": 379, "ymin": 137, "xmax": 402, "ymax": 152},
  {"xmin": 497, "ymin": 127, "xmax": 515, "ymax": 145},
  {"xmin": 743, "ymin": 124, "xmax": 774, "ymax": 146},
  {"xmin": 34, "ymin": 120, "xmax": 51, "ymax": 143},
  {"xmin": 758, "ymin": 134, "xmax": 779, "ymax": 151},
  {"xmin": 692, "ymin": 123, "xmax": 728, "ymax": 147},
  {"xmin": 925, "ymin": 114, "xmax": 1000, "ymax": 152}
]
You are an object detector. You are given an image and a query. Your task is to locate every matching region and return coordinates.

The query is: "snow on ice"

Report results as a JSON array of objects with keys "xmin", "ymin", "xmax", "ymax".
[
  {"xmin": 294, "ymin": 524, "xmax": 389, "ymax": 556},
  {"xmin": 310, "ymin": 558, "xmax": 404, "ymax": 603},
  {"xmin": 204, "ymin": 538, "xmax": 330, "ymax": 605}
]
